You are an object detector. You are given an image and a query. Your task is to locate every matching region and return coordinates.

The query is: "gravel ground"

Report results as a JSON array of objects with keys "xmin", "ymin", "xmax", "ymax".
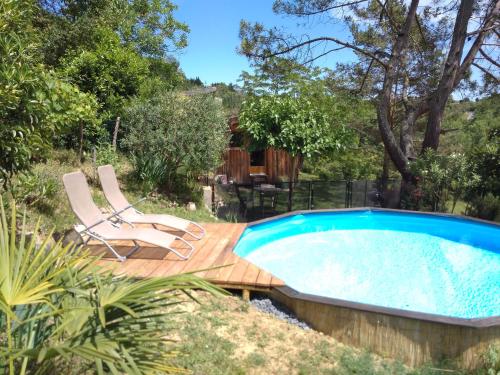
[{"xmin": 250, "ymin": 297, "xmax": 311, "ymax": 330}]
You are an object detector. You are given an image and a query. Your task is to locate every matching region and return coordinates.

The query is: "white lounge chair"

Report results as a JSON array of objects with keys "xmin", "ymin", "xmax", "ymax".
[
  {"xmin": 97, "ymin": 165, "xmax": 205, "ymax": 240},
  {"xmin": 63, "ymin": 171, "xmax": 195, "ymax": 262}
]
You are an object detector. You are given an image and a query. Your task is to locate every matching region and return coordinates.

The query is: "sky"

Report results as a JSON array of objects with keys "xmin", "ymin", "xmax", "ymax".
[{"xmin": 173, "ymin": 0, "xmax": 356, "ymax": 85}]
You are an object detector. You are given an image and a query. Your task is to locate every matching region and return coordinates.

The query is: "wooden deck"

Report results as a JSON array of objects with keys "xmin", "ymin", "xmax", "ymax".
[{"xmin": 92, "ymin": 223, "xmax": 284, "ymax": 290}]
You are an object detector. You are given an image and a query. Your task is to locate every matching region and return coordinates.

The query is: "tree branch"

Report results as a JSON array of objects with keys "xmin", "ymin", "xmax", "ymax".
[
  {"xmin": 423, "ymin": 0, "xmax": 477, "ymax": 150},
  {"xmin": 302, "ymin": 46, "xmax": 346, "ymax": 65},
  {"xmin": 467, "ymin": 24, "xmax": 500, "ymax": 36},
  {"xmin": 279, "ymin": 0, "xmax": 369, "ymax": 17},
  {"xmin": 455, "ymin": 0, "xmax": 500, "ymax": 87},
  {"xmin": 479, "ymin": 48, "xmax": 500, "ymax": 68},
  {"xmin": 472, "ymin": 62, "xmax": 500, "ymax": 82},
  {"xmin": 415, "ymin": 14, "xmax": 428, "ymax": 48},
  {"xmin": 377, "ymin": 0, "xmax": 420, "ymax": 180},
  {"xmin": 375, "ymin": 0, "xmax": 398, "ymax": 34},
  {"xmin": 358, "ymin": 58, "xmax": 374, "ymax": 94},
  {"xmin": 255, "ymin": 36, "xmax": 388, "ymax": 68}
]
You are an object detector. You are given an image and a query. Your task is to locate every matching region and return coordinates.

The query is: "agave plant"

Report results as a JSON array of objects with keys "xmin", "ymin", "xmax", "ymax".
[{"xmin": 0, "ymin": 200, "xmax": 225, "ymax": 374}]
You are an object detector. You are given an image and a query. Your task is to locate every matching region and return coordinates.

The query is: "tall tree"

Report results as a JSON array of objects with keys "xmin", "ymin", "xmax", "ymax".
[
  {"xmin": 240, "ymin": 94, "xmax": 348, "ymax": 210},
  {"xmin": 241, "ymin": 60, "xmax": 382, "ymax": 181},
  {"xmin": 35, "ymin": 0, "xmax": 189, "ymax": 64},
  {"xmin": 33, "ymin": 0, "xmax": 189, "ymax": 130},
  {"xmin": 0, "ymin": 0, "xmax": 99, "ymax": 183},
  {"xmin": 240, "ymin": 0, "xmax": 500, "ymax": 183}
]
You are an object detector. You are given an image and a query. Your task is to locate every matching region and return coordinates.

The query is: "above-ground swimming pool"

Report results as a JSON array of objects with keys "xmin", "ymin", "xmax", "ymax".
[{"xmin": 235, "ymin": 210, "xmax": 500, "ymax": 319}]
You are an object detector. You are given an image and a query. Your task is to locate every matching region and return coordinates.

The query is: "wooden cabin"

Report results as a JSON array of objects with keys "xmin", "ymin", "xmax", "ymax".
[{"xmin": 216, "ymin": 116, "xmax": 296, "ymax": 184}]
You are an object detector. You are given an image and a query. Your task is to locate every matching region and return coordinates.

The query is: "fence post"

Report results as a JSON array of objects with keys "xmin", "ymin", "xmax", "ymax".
[
  {"xmin": 344, "ymin": 181, "xmax": 348, "ymax": 208},
  {"xmin": 211, "ymin": 183, "xmax": 216, "ymax": 214},
  {"xmin": 92, "ymin": 147, "xmax": 97, "ymax": 181},
  {"xmin": 345, "ymin": 181, "xmax": 353, "ymax": 208},
  {"xmin": 308, "ymin": 181, "xmax": 312, "ymax": 210},
  {"xmin": 364, "ymin": 180, "xmax": 368, "ymax": 206},
  {"xmin": 350, "ymin": 181, "xmax": 353, "ymax": 207},
  {"xmin": 311, "ymin": 182, "xmax": 315, "ymax": 210}
]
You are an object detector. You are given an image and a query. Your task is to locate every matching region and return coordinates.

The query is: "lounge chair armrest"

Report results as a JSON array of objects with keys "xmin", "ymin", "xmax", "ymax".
[
  {"xmin": 83, "ymin": 198, "xmax": 147, "ymax": 231},
  {"xmin": 128, "ymin": 196, "xmax": 147, "ymax": 214}
]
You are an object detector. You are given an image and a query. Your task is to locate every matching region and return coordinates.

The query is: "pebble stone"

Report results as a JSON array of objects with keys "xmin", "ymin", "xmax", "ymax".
[{"xmin": 250, "ymin": 297, "xmax": 311, "ymax": 330}]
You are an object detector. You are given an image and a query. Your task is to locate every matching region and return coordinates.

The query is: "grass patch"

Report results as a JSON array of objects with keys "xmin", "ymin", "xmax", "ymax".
[
  {"xmin": 170, "ymin": 291, "xmax": 470, "ymax": 375},
  {"xmin": 2, "ymin": 149, "xmax": 218, "ymax": 234},
  {"xmin": 245, "ymin": 352, "xmax": 267, "ymax": 368}
]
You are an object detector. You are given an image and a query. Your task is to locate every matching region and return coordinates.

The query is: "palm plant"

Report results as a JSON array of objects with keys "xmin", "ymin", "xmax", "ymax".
[{"xmin": 0, "ymin": 199, "xmax": 225, "ymax": 374}]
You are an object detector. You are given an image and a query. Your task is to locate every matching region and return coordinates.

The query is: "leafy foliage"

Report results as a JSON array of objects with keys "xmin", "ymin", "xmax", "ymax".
[
  {"xmin": 480, "ymin": 345, "xmax": 500, "ymax": 375},
  {"xmin": 240, "ymin": 58, "xmax": 326, "ymax": 96},
  {"xmin": 94, "ymin": 143, "xmax": 120, "ymax": 168},
  {"xmin": 239, "ymin": 94, "xmax": 346, "ymax": 158},
  {"xmin": 132, "ymin": 153, "xmax": 171, "ymax": 194},
  {"xmin": 0, "ymin": 198, "xmax": 225, "ymax": 374},
  {"xmin": 239, "ymin": 0, "xmax": 499, "ymax": 181},
  {"xmin": 10, "ymin": 172, "xmax": 58, "ymax": 208},
  {"xmin": 61, "ymin": 29, "xmax": 149, "ymax": 117},
  {"xmin": 240, "ymin": 92, "xmax": 351, "ymax": 210},
  {"xmin": 35, "ymin": 0, "xmax": 189, "ymax": 126},
  {"xmin": 405, "ymin": 150, "xmax": 480, "ymax": 213},
  {"xmin": 212, "ymin": 82, "xmax": 244, "ymax": 116},
  {"xmin": 464, "ymin": 123, "xmax": 500, "ymax": 221},
  {"xmin": 467, "ymin": 193, "xmax": 500, "ymax": 222},
  {"xmin": 42, "ymin": 75, "xmax": 103, "ymax": 154},
  {"xmin": 241, "ymin": 62, "xmax": 380, "ymax": 180},
  {"xmin": 240, "ymin": 95, "xmax": 340, "ymax": 157},
  {"xmin": 303, "ymin": 146, "xmax": 382, "ymax": 181},
  {"xmin": 122, "ymin": 92, "xmax": 229, "ymax": 193},
  {"xmin": 0, "ymin": 0, "xmax": 99, "ymax": 183},
  {"xmin": 36, "ymin": 0, "xmax": 189, "ymax": 62}
]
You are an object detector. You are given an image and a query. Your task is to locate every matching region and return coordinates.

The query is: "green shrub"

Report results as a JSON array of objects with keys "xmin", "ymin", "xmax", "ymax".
[
  {"xmin": 466, "ymin": 193, "xmax": 500, "ymax": 222},
  {"xmin": 465, "ymin": 126, "xmax": 499, "ymax": 221},
  {"xmin": 481, "ymin": 345, "xmax": 500, "ymax": 375},
  {"xmin": 0, "ymin": 0, "xmax": 100, "ymax": 182},
  {"xmin": 52, "ymin": 149, "xmax": 81, "ymax": 167},
  {"xmin": 122, "ymin": 91, "xmax": 229, "ymax": 195},
  {"xmin": 61, "ymin": 28, "xmax": 149, "ymax": 118},
  {"xmin": 0, "ymin": 199, "xmax": 225, "ymax": 374},
  {"xmin": 303, "ymin": 146, "xmax": 382, "ymax": 181},
  {"xmin": 132, "ymin": 153, "xmax": 170, "ymax": 193},
  {"xmin": 95, "ymin": 143, "xmax": 120, "ymax": 168},
  {"xmin": 406, "ymin": 150, "xmax": 479, "ymax": 212},
  {"xmin": 10, "ymin": 172, "xmax": 58, "ymax": 208}
]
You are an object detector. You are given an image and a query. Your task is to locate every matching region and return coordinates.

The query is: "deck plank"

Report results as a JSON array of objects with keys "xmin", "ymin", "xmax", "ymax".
[
  {"xmin": 149, "ymin": 234, "xmax": 217, "ymax": 277},
  {"xmin": 255, "ymin": 269, "xmax": 273, "ymax": 287},
  {"xmin": 92, "ymin": 222, "xmax": 283, "ymax": 290},
  {"xmin": 240, "ymin": 262, "xmax": 261, "ymax": 287},
  {"xmin": 205, "ymin": 224, "xmax": 246, "ymax": 280},
  {"xmin": 195, "ymin": 224, "xmax": 240, "ymax": 278}
]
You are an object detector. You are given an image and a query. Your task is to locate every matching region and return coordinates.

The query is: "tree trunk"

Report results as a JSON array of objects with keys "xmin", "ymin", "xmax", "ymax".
[
  {"xmin": 78, "ymin": 121, "xmax": 84, "ymax": 163},
  {"xmin": 422, "ymin": 0, "xmax": 475, "ymax": 151},
  {"xmin": 422, "ymin": 103, "xmax": 445, "ymax": 150},
  {"xmin": 379, "ymin": 150, "xmax": 391, "ymax": 207},
  {"xmin": 400, "ymin": 73, "xmax": 416, "ymax": 161},
  {"xmin": 381, "ymin": 150, "xmax": 391, "ymax": 184},
  {"xmin": 399, "ymin": 177, "xmax": 418, "ymax": 209},
  {"xmin": 112, "ymin": 116, "xmax": 121, "ymax": 150},
  {"xmin": 377, "ymin": 0, "xmax": 419, "ymax": 182},
  {"xmin": 287, "ymin": 155, "xmax": 297, "ymax": 211}
]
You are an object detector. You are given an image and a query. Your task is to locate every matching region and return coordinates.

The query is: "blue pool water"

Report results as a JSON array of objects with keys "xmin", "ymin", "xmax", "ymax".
[{"xmin": 234, "ymin": 211, "xmax": 500, "ymax": 319}]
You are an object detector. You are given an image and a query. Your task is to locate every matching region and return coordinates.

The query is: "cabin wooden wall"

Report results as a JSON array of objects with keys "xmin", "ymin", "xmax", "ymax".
[
  {"xmin": 216, "ymin": 147, "xmax": 295, "ymax": 184},
  {"xmin": 217, "ymin": 148, "xmax": 250, "ymax": 183},
  {"xmin": 264, "ymin": 148, "xmax": 292, "ymax": 183}
]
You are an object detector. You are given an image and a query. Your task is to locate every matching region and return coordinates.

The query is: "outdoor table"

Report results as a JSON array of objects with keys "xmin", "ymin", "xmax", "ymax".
[
  {"xmin": 254, "ymin": 184, "xmax": 288, "ymax": 215},
  {"xmin": 250, "ymin": 173, "xmax": 268, "ymax": 187}
]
